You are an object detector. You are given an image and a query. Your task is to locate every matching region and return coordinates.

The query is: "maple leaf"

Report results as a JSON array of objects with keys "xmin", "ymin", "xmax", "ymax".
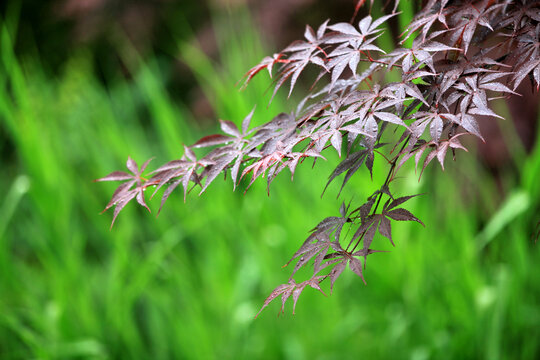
[
  {"xmin": 325, "ymin": 15, "xmax": 390, "ymax": 87},
  {"xmin": 400, "ymin": 0, "xmax": 451, "ymax": 43},
  {"xmin": 267, "ymin": 21, "xmax": 330, "ymax": 98},
  {"xmin": 445, "ymin": 0, "xmax": 503, "ymax": 55},
  {"xmin": 387, "ymin": 37, "xmax": 458, "ymax": 75},
  {"xmin": 408, "ymin": 110, "xmax": 457, "ymax": 145},
  {"xmin": 508, "ymin": 22, "xmax": 540, "ymax": 90},
  {"xmin": 324, "ymin": 247, "xmax": 387, "ymax": 291},
  {"xmin": 240, "ymin": 53, "xmax": 284, "ymax": 89},
  {"xmin": 255, "ymin": 276, "xmax": 326, "ymax": 318},
  {"xmin": 96, "ymin": 157, "xmax": 153, "ymax": 227},
  {"xmin": 285, "ymin": 232, "xmax": 335, "ymax": 279},
  {"xmin": 192, "ymin": 109, "xmax": 257, "ymax": 191}
]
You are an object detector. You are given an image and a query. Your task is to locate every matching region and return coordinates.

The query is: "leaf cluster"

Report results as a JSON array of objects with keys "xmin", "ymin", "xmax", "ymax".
[{"xmin": 97, "ymin": 0, "xmax": 540, "ymax": 316}]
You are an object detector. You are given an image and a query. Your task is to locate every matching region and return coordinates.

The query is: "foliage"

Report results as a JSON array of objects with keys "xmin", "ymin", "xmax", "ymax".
[
  {"xmin": 98, "ymin": 0, "xmax": 540, "ymax": 316},
  {"xmin": 2, "ymin": 3, "xmax": 540, "ymax": 359}
]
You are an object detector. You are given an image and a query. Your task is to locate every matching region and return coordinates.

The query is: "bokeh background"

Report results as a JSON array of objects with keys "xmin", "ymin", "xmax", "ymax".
[{"xmin": 1, "ymin": 0, "xmax": 539, "ymax": 359}]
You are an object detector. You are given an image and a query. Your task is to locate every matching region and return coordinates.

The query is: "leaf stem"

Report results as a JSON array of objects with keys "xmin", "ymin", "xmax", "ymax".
[{"xmin": 346, "ymin": 135, "xmax": 410, "ymax": 253}]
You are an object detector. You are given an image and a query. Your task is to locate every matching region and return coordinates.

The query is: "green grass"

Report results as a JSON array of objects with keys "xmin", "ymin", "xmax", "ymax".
[{"xmin": 1, "ymin": 6, "xmax": 540, "ymax": 360}]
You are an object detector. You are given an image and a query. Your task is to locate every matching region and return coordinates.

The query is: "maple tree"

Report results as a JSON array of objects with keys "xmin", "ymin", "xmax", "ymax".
[{"xmin": 97, "ymin": 0, "xmax": 540, "ymax": 316}]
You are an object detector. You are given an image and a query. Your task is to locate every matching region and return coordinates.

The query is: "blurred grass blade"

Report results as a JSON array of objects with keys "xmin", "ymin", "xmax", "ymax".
[
  {"xmin": 0, "ymin": 175, "xmax": 30, "ymax": 239},
  {"xmin": 476, "ymin": 190, "xmax": 530, "ymax": 250}
]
